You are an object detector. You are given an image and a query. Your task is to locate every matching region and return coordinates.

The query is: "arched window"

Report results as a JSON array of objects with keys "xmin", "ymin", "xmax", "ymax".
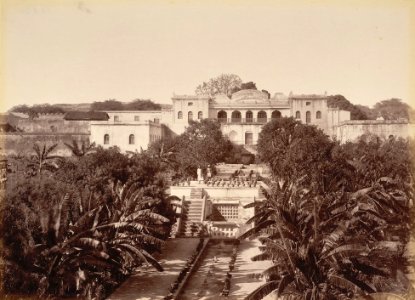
[
  {"xmin": 295, "ymin": 111, "xmax": 301, "ymax": 119},
  {"xmin": 316, "ymin": 111, "xmax": 322, "ymax": 119},
  {"xmin": 257, "ymin": 111, "xmax": 267, "ymax": 123},
  {"xmin": 129, "ymin": 134, "xmax": 135, "ymax": 145},
  {"xmin": 306, "ymin": 111, "xmax": 311, "ymax": 123},
  {"xmin": 104, "ymin": 134, "xmax": 110, "ymax": 145},
  {"xmin": 198, "ymin": 111, "xmax": 203, "ymax": 120},
  {"xmin": 231, "ymin": 111, "xmax": 241, "ymax": 123},
  {"xmin": 188, "ymin": 111, "xmax": 193, "ymax": 122},
  {"xmin": 218, "ymin": 110, "xmax": 227, "ymax": 123},
  {"xmin": 272, "ymin": 110, "xmax": 281, "ymax": 119},
  {"xmin": 178, "ymin": 111, "xmax": 183, "ymax": 119},
  {"xmin": 246, "ymin": 111, "xmax": 253, "ymax": 122}
]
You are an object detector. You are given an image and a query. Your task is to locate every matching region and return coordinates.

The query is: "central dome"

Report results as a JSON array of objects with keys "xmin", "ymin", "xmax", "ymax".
[{"xmin": 231, "ymin": 89, "xmax": 268, "ymax": 102}]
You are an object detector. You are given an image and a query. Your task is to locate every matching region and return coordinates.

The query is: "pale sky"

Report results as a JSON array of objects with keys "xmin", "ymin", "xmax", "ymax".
[{"xmin": 1, "ymin": 0, "xmax": 414, "ymax": 111}]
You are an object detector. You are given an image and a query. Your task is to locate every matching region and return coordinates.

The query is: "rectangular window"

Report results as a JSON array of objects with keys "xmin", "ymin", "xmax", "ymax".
[
  {"xmin": 215, "ymin": 204, "xmax": 239, "ymax": 221},
  {"xmin": 306, "ymin": 102, "xmax": 311, "ymax": 106},
  {"xmin": 114, "ymin": 115, "xmax": 120, "ymax": 122},
  {"xmin": 134, "ymin": 116, "xmax": 140, "ymax": 121}
]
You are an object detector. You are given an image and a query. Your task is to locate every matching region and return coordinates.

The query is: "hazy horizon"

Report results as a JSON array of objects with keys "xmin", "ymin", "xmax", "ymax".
[{"xmin": 2, "ymin": 1, "xmax": 414, "ymax": 112}]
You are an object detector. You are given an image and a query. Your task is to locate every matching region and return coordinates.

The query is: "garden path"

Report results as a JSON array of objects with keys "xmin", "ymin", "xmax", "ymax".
[
  {"xmin": 228, "ymin": 239, "xmax": 274, "ymax": 300},
  {"xmin": 107, "ymin": 238, "xmax": 199, "ymax": 300}
]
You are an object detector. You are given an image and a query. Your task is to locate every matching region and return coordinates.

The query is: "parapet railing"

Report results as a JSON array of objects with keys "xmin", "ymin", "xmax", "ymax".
[{"xmin": 216, "ymin": 117, "xmax": 269, "ymax": 124}]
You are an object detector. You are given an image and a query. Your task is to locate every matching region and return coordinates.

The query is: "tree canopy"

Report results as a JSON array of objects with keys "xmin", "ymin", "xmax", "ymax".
[
  {"xmin": 195, "ymin": 74, "xmax": 243, "ymax": 97},
  {"xmin": 257, "ymin": 117, "xmax": 336, "ymax": 187},
  {"xmin": 2, "ymin": 146, "xmax": 178, "ymax": 299},
  {"xmin": 373, "ymin": 98, "xmax": 413, "ymax": 120},
  {"xmin": 327, "ymin": 95, "xmax": 369, "ymax": 120},
  {"xmin": 149, "ymin": 119, "xmax": 233, "ymax": 178},
  {"xmin": 90, "ymin": 99, "xmax": 161, "ymax": 111},
  {"xmin": 10, "ymin": 104, "xmax": 66, "ymax": 119},
  {"xmin": 245, "ymin": 118, "xmax": 414, "ymax": 299}
]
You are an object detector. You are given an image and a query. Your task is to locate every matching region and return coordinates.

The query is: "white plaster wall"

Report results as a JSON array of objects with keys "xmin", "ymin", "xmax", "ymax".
[
  {"xmin": 336, "ymin": 122, "xmax": 415, "ymax": 143},
  {"xmin": 105, "ymin": 111, "xmax": 162, "ymax": 123},
  {"xmin": 172, "ymin": 97, "xmax": 209, "ymax": 125},
  {"xmin": 221, "ymin": 123, "xmax": 264, "ymax": 145},
  {"xmin": 90, "ymin": 123, "xmax": 160, "ymax": 152},
  {"xmin": 290, "ymin": 98, "xmax": 329, "ymax": 132}
]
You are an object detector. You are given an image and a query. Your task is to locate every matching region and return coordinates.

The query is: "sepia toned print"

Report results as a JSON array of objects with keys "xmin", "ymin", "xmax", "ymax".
[{"xmin": 1, "ymin": 1, "xmax": 414, "ymax": 299}]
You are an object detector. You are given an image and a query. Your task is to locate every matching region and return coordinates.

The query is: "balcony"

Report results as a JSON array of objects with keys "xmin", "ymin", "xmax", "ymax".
[{"xmin": 217, "ymin": 118, "xmax": 269, "ymax": 124}]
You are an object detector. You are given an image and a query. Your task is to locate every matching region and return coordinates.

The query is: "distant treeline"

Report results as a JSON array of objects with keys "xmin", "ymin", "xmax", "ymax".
[
  {"xmin": 90, "ymin": 99, "xmax": 161, "ymax": 111},
  {"xmin": 9, "ymin": 99, "xmax": 162, "ymax": 118},
  {"xmin": 8, "ymin": 96, "xmax": 413, "ymax": 121},
  {"xmin": 10, "ymin": 104, "xmax": 65, "ymax": 118},
  {"xmin": 327, "ymin": 95, "xmax": 414, "ymax": 121}
]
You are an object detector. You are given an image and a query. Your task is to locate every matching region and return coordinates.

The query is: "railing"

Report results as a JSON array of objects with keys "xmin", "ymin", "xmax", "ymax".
[
  {"xmin": 200, "ymin": 194, "xmax": 207, "ymax": 222},
  {"xmin": 175, "ymin": 195, "xmax": 185, "ymax": 237},
  {"xmin": 216, "ymin": 118, "xmax": 271, "ymax": 124}
]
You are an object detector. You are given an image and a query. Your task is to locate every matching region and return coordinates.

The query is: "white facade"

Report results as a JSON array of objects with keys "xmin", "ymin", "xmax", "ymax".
[
  {"xmin": 90, "ymin": 90, "xmax": 354, "ymax": 151},
  {"xmin": 170, "ymin": 90, "xmax": 350, "ymax": 145},
  {"xmin": 90, "ymin": 112, "xmax": 162, "ymax": 152}
]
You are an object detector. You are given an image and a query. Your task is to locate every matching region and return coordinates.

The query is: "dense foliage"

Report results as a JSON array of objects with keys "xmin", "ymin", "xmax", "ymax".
[
  {"xmin": 373, "ymin": 98, "xmax": 414, "ymax": 121},
  {"xmin": 245, "ymin": 117, "xmax": 414, "ymax": 299},
  {"xmin": 328, "ymin": 95, "xmax": 414, "ymax": 121},
  {"xmin": 1, "ymin": 146, "xmax": 179, "ymax": 299},
  {"xmin": 10, "ymin": 104, "xmax": 66, "ymax": 119},
  {"xmin": 327, "ymin": 95, "xmax": 369, "ymax": 120},
  {"xmin": 148, "ymin": 119, "xmax": 236, "ymax": 179},
  {"xmin": 195, "ymin": 74, "xmax": 243, "ymax": 97},
  {"xmin": 90, "ymin": 99, "xmax": 161, "ymax": 111}
]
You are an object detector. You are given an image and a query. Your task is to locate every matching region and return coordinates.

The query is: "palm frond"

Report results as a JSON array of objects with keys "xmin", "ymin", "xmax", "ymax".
[
  {"xmin": 251, "ymin": 252, "xmax": 273, "ymax": 261},
  {"xmin": 328, "ymin": 274, "xmax": 364, "ymax": 294},
  {"xmin": 239, "ymin": 220, "xmax": 276, "ymax": 240},
  {"xmin": 245, "ymin": 280, "xmax": 279, "ymax": 300}
]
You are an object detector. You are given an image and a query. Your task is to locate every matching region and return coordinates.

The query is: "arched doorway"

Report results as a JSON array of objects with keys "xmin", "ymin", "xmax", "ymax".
[
  {"xmin": 306, "ymin": 111, "xmax": 311, "ymax": 123},
  {"xmin": 246, "ymin": 111, "xmax": 253, "ymax": 123},
  {"xmin": 257, "ymin": 111, "xmax": 267, "ymax": 123},
  {"xmin": 231, "ymin": 111, "xmax": 241, "ymax": 123},
  {"xmin": 271, "ymin": 110, "xmax": 281, "ymax": 119},
  {"xmin": 245, "ymin": 131, "xmax": 253, "ymax": 145},
  {"xmin": 218, "ymin": 110, "xmax": 227, "ymax": 123}
]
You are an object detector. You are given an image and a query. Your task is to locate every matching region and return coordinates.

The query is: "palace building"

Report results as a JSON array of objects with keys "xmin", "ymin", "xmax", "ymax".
[{"xmin": 90, "ymin": 89, "xmax": 352, "ymax": 151}]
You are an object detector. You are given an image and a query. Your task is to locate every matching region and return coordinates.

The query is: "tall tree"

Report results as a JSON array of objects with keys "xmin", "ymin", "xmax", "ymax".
[
  {"xmin": 327, "ymin": 95, "xmax": 368, "ymax": 120},
  {"xmin": 27, "ymin": 143, "xmax": 61, "ymax": 176},
  {"xmin": 373, "ymin": 98, "xmax": 413, "ymax": 120},
  {"xmin": 195, "ymin": 74, "xmax": 242, "ymax": 97}
]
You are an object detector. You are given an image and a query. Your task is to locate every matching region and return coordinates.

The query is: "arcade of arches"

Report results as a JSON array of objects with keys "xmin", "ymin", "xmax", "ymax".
[{"xmin": 217, "ymin": 110, "xmax": 282, "ymax": 123}]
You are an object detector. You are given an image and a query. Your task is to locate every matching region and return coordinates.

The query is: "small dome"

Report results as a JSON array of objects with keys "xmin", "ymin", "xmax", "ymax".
[
  {"xmin": 231, "ymin": 89, "xmax": 268, "ymax": 102},
  {"xmin": 212, "ymin": 93, "xmax": 231, "ymax": 103}
]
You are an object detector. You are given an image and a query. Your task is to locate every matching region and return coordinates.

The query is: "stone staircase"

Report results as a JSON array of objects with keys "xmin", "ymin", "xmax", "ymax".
[{"xmin": 180, "ymin": 188, "xmax": 205, "ymax": 236}]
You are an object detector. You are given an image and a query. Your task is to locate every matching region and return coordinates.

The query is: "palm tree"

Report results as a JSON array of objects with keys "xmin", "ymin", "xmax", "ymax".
[
  {"xmin": 4, "ymin": 178, "xmax": 173, "ymax": 299},
  {"xmin": 64, "ymin": 140, "xmax": 96, "ymax": 157},
  {"xmin": 27, "ymin": 143, "xmax": 61, "ymax": 175},
  {"xmin": 240, "ymin": 177, "xmax": 412, "ymax": 300}
]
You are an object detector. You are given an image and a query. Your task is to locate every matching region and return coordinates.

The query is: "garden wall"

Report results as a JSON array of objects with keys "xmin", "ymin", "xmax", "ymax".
[
  {"xmin": 9, "ymin": 117, "xmax": 90, "ymax": 134},
  {"xmin": 1, "ymin": 133, "xmax": 90, "ymax": 156},
  {"xmin": 336, "ymin": 121, "xmax": 415, "ymax": 143}
]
